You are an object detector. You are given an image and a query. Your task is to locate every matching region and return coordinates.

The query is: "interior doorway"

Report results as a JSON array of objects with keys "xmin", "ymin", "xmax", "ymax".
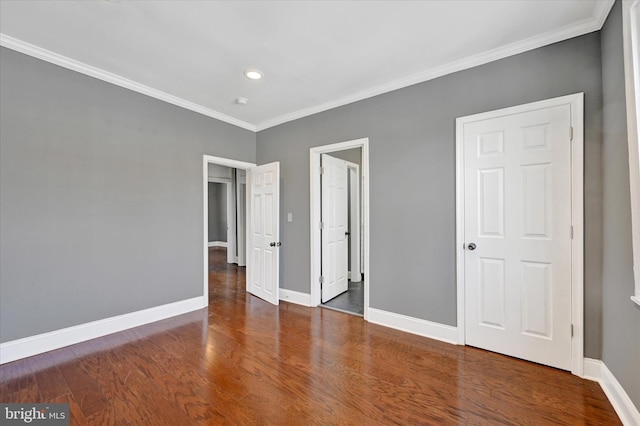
[
  {"xmin": 202, "ymin": 155, "xmax": 255, "ymax": 306},
  {"xmin": 310, "ymin": 138, "xmax": 370, "ymax": 319}
]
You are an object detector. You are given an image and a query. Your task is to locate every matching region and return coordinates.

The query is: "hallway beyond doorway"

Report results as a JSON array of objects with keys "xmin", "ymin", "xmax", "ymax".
[{"xmin": 321, "ymin": 281, "xmax": 364, "ymax": 316}]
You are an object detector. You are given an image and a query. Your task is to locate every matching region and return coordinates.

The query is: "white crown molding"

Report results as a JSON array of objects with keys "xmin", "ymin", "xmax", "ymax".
[
  {"xmin": 0, "ymin": 1, "xmax": 614, "ymax": 134},
  {"xmin": 255, "ymin": 0, "xmax": 615, "ymax": 131},
  {"xmin": 594, "ymin": 0, "xmax": 617, "ymax": 29},
  {"xmin": 0, "ymin": 34, "xmax": 256, "ymax": 132}
]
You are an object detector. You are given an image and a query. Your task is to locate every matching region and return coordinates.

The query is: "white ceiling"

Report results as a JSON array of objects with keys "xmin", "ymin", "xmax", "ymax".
[{"xmin": 0, "ymin": 0, "xmax": 614, "ymax": 131}]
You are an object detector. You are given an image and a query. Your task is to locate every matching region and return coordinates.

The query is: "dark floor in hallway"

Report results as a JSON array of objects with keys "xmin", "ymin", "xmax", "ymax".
[{"xmin": 321, "ymin": 280, "xmax": 364, "ymax": 316}]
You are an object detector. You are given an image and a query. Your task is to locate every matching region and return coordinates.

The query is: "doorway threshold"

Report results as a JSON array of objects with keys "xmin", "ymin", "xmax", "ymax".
[{"xmin": 319, "ymin": 304, "xmax": 364, "ymax": 318}]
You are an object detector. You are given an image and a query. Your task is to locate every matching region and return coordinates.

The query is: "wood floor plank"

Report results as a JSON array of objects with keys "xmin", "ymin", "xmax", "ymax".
[
  {"xmin": 57, "ymin": 360, "xmax": 110, "ymax": 418},
  {"xmin": 33, "ymin": 366, "xmax": 70, "ymax": 402},
  {"xmin": 49, "ymin": 393, "xmax": 88, "ymax": 426},
  {"xmin": 0, "ymin": 247, "xmax": 624, "ymax": 425}
]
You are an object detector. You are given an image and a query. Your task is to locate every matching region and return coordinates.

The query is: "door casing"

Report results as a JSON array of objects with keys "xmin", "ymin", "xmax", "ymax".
[
  {"xmin": 455, "ymin": 93, "xmax": 585, "ymax": 376},
  {"xmin": 310, "ymin": 138, "xmax": 370, "ymax": 318}
]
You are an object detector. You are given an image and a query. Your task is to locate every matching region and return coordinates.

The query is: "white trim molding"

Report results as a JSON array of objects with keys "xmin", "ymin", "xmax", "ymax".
[
  {"xmin": 0, "ymin": 296, "xmax": 206, "ymax": 365},
  {"xmin": 0, "ymin": 34, "xmax": 256, "ymax": 132},
  {"xmin": 583, "ymin": 357, "xmax": 603, "ymax": 381},
  {"xmin": 455, "ymin": 93, "xmax": 585, "ymax": 376},
  {"xmin": 622, "ymin": 0, "xmax": 640, "ymax": 303},
  {"xmin": 208, "ymin": 241, "xmax": 228, "ymax": 248},
  {"xmin": 582, "ymin": 358, "xmax": 640, "ymax": 426},
  {"xmin": 367, "ymin": 308, "xmax": 458, "ymax": 345},
  {"xmin": 279, "ymin": 289, "xmax": 312, "ymax": 307},
  {"xmin": 600, "ymin": 362, "xmax": 640, "ymax": 426},
  {"xmin": 310, "ymin": 138, "xmax": 370, "ymax": 319}
]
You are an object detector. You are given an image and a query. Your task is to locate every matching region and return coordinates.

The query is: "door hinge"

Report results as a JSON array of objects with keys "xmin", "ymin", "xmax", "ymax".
[
  {"xmin": 570, "ymin": 225, "xmax": 574, "ymax": 239},
  {"xmin": 319, "ymin": 166, "xmax": 325, "ymax": 175},
  {"xmin": 570, "ymin": 126, "xmax": 574, "ymax": 141},
  {"xmin": 319, "ymin": 222, "xmax": 324, "ymax": 229},
  {"xmin": 571, "ymin": 324, "xmax": 574, "ymax": 337},
  {"xmin": 319, "ymin": 276, "xmax": 324, "ymax": 285}
]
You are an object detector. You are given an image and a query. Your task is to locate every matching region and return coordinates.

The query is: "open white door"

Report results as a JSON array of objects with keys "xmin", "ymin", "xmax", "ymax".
[
  {"xmin": 247, "ymin": 162, "xmax": 280, "ymax": 305},
  {"xmin": 321, "ymin": 154, "xmax": 349, "ymax": 303},
  {"xmin": 462, "ymin": 103, "xmax": 573, "ymax": 370}
]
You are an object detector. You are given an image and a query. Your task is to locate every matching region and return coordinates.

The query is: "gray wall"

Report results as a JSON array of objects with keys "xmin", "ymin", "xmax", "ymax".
[
  {"xmin": 0, "ymin": 47, "xmax": 256, "ymax": 343},
  {"xmin": 257, "ymin": 32, "xmax": 604, "ymax": 358},
  {"xmin": 208, "ymin": 163, "xmax": 232, "ymax": 179},
  {"xmin": 330, "ymin": 148, "xmax": 362, "ymax": 166},
  {"xmin": 208, "ymin": 182, "xmax": 227, "ymax": 242},
  {"xmin": 600, "ymin": 1, "xmax": 640, "ymax": 407}
]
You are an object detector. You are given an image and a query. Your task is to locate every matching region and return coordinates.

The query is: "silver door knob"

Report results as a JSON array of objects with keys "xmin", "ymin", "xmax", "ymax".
[{"xmin": 468, "ymin": 243, "xmax": 476, "ymax": 250}]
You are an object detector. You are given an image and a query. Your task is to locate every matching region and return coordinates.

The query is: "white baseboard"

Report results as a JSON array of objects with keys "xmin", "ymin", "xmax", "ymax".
[
  {"xmin": 583, "ymin": 357, "xmax": 602, "ymax": 381},
  {"xmin": 367, "ymin": 307, "xmax": 458, "ymax": 345},
  {"xmin": 0, "ymin": 296, "xmax": 206, "ymax": 365},
  {"xmin": 582, "ymin": 358, "xmax": 640, "ymax": 426},
  {"xmin": 279, "ymin": 289, "xmax": 312, "ymax": 307},
  {"xmin": 208, "ymin": 241, "xmax": 228, "ymax": 248},
  {"xmin": 600, "ymin": 361, "xmax": 640, "ymax": 426}
]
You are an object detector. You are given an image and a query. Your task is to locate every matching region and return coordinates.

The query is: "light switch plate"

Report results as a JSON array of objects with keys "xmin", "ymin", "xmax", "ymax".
[{"xmin": 287, "ymin": 213, "xmax": 293, "ymax": 222}]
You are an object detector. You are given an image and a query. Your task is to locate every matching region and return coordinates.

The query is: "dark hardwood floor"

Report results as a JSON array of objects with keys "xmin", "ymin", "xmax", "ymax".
[{"xmin": 0, "ymin": 247, "xmax": 621, "ymax": 425}]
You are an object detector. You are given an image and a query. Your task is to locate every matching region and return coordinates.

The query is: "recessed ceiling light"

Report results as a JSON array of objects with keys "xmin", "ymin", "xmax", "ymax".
[
  {"xmin": 244, "ymin": 70, "xmax": 263, "ymax": 80},
  {"xmin": 235, "ymin": 97, "xmax": 248, "ymax": 105}
]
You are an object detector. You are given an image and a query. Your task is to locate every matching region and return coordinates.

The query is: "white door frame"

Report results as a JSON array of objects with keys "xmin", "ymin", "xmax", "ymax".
[
  {"xmin": 310, "ymin": 138, "xmax": 370, "ymax": 318},
  {"xmin": 455, "ymin": 93, "xmax": 585, "ymax": 376},
  {"xmin": 203, "ymin": 155, "xmax": 256, "ymax": 306},
  {"xmin": 345, "ymin": 161, "xmax": 361, "ymax": 282}
]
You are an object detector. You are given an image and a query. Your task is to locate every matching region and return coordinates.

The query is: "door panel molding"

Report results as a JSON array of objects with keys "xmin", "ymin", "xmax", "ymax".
[{"xmin": 455, "ymin": 93, "xmax": 584, "ymax": 376}]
